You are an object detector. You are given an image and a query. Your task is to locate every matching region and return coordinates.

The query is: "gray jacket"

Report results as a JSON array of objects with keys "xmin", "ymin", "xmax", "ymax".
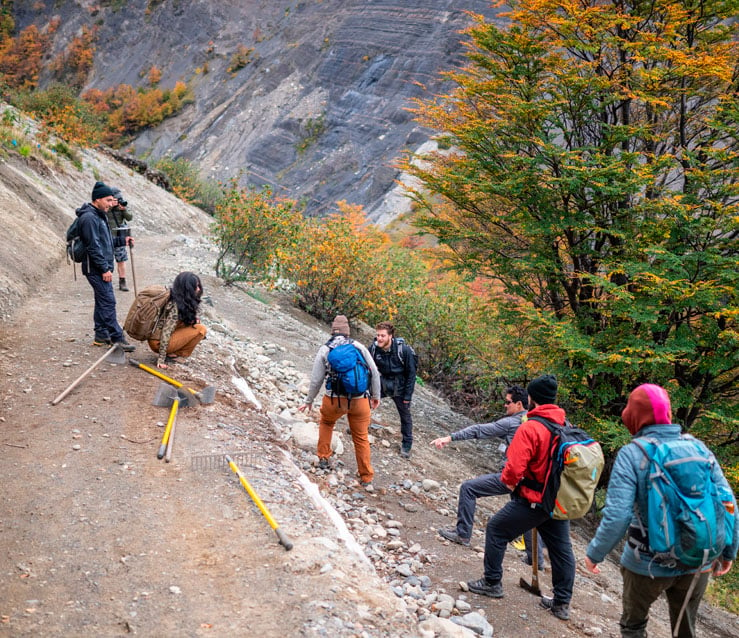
[
  {"xmin": 305, "ymin": 335, "xmax": 381, "ymax": 404},
  {"xmin": 451, "ymin": 410, "xmax": 527, "ymax": 455}
]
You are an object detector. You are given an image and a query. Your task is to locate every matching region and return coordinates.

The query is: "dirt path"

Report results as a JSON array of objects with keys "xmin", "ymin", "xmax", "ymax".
[{"xmin": 1, "ymin": 228, "xmax": 737, "ymax": 638}]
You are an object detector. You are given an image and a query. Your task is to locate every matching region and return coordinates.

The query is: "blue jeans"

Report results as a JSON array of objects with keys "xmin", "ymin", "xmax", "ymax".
[
  {"xmin": 483, "ymin": 496, "xmax": 575, "ymax": 604},
  {"xmin": 86, "ymin": 273, "xmax": 123, "ymax": 342},
  {"xmin": 456, "ymin": 474, "xmax": 545, "ymax": 564},
  {"xmin": 392, "ymin": 396, "xmax": 413, "ymax": 449}
]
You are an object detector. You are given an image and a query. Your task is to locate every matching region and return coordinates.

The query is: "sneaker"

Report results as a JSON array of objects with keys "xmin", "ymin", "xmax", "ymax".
[
  {"xmin": 92, "ymin": 337, "xmax": 112, "ymax": 347},
  {"xmin": 113, "ymin": 340, "xmax": 136, "ymax": 353},
  {"xmin": 438, "ymin": 528, "xmax": 471, "ymax": 547},
  {"xmin": 400, "ymin": 445, "xmax": 412, "ymax": 459},
  {"xmin": 540, "ymin": 596, "xmax": 570, "ymax": 621},
  {"xmin": 467, "ymin": 578, "xmax": 504, "ymax": 598}
]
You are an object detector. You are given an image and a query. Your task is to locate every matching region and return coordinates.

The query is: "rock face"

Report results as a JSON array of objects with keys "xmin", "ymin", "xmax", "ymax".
[{"xmin": 13, "ymin": 0, "xmax": 501, "ymax": 219}]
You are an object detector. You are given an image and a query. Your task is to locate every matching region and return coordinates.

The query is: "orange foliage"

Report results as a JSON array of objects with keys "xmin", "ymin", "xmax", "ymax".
[
  {"xmin": 0, "ymin": 24, "xmax": 49, "ymax": 90},
  {"xmin": 147, "ymin": 65, "xmax": 161, "ymax": 85},
  {"xmin": 51, "ymin": 24, "xmax": 97, "ymax": 88}
]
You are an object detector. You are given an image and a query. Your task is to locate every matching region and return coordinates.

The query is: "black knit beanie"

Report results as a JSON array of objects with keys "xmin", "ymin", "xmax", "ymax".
[
  {"xmin": 527, "ymin": 374, "xmax": 558, "ymax": 405},
  {"xmin": 91, "ymin": 181, "xmax": 115, "ymax": 201}
]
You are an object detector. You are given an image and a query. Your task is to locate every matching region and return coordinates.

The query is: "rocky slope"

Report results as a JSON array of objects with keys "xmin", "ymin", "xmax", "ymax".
[
  {"xmin": 12, "ymin": 0, "xmax": 501, "ymax": 220},
  {"xmin": 1, "ymin": 129, "xmax": 738, "ymax": 636}
]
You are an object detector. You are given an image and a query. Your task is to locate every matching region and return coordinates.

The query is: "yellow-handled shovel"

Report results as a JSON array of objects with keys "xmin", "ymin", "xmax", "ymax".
[
  {"xmin": 157, "ymin": 396, "xmax": 179, "ymax": 459},
  {"xmin": 226, "ymin": 455, "xmax": 293, "ymax": 551}
]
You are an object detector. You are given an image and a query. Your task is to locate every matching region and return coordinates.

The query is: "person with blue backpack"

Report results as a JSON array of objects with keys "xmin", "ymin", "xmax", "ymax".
[
  {"xmin": 585, "ymin": 383, "xmax": 737, "ymax": 638},
  {"xmin": 299, "ymin": 315, "xmax": 381, "ymax": 490}
]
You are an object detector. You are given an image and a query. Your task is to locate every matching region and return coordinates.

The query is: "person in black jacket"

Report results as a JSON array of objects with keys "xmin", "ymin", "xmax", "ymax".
[
  {"xmin": 76, "ymin": 181, "xmax": 135, "ymax": 351},
  {"xmin": 370, "ymin": 321, "xmax": 417, "ymax": 458}
]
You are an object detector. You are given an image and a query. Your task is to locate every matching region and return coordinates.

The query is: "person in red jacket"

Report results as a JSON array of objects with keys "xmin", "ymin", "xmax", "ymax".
[{"xmin": 466, "ymin": 374, "xmax": 576, "ymax": 622}]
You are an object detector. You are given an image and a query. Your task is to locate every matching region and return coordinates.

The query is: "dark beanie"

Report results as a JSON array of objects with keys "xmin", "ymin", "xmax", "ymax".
[
  {"xmin": 527, "ymin": 374, "xmax": 558, "ymax": 405},
  {"xmin": 331, "ymin": 314, "xmax": 350, "ymax": 336},
  {"xmin": 91, "ymin": 181, "xmax": 115, "ymax": 201}
]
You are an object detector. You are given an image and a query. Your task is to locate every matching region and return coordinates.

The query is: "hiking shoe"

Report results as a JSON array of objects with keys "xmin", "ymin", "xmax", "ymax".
[
  {"xmin": 400, "ymin": 445, "xmax": 412, "ymax": 459},
  {"xmin": 92, "ymin": 337, "xmax": 112, "ymax": 347},
  {"xmin": 522, "ymin": 556, "xmax": 547, "ymax": 570},
  {"xmin": 119, "ymin": 278, "xmax": 129, "ymax": 291},
  {"xmin": 361, "ymin": 481, "xmax": 374, "ymax": 492},
  {"xmin": 540, "ymin": 596, "xmax": 570, "ymax": 621},
  {"xmin": 438, "ymin": 528, "xmax": 471, "ymax": 547},
  {"xmin": 318, "ymin": 458, "xmax": 331, "ymax": 470},
  {"xmin": 467, "ymin": 578, "xmax": 503, "ymax": 598},
  {"xmin": 113, "ymin": 340, "xmax": 136, "ymax": 353}
]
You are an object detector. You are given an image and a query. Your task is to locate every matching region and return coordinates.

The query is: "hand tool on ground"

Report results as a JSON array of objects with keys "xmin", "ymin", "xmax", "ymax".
[
  {"xmin": 519, "ymin": 529, "xmax": 542, "ymax": 596},
  {"xmin": 157, "ymin": 392, "xmax": 179, "ymax": 459},
  {"xmin": 128, "ymin": 243, "xmax": 138, "ymax": 297},
  {"xmin": 51, "ymin": 344, "xmax": 127, "ymax": 405},
  {"xmin": 152, "ymin": 384, "xmax": 190, "ymax": 462},
  {"xmin": 129, "ymin": 358, "xmax": 216, "ymax": 404},
  {"xmin": 225, "ymin": 454, "xmax": 293, "ymax": 551}
]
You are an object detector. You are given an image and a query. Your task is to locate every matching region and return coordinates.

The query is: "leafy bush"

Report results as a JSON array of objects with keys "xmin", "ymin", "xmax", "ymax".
[
  {"xmin": 153, "ymin": 155, "xmax": 222, "ymax": 214},
  {"xmin": 211, "ymin": 181, "xmax": 304, "ymax": 284}
]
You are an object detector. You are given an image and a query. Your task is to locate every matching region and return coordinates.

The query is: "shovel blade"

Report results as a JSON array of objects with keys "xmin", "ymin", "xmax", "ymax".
[
  {"xmin": 107, "ymin": 344, "xmax": 128, "ymax": 365},
  {"xmin": 153, "ymin": 382, "xmax": 192, "ymax": 408},
  {"xmin": 195, "ymin": 385, "xmax": 216, "ymax": 405},
  {"xmin": 519, "ymin": 576, "xmax": 542, "ymax": 597}
]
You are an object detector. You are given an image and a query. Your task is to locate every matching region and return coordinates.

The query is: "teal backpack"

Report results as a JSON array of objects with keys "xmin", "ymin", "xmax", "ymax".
[{"xmin": 631, "ymin": 434, "xmax": 736, "ymax": 569}]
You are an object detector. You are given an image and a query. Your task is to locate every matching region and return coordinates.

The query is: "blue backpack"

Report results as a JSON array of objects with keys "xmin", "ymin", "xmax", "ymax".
[
  {"xmin": 326, "ymin": 339, "xmax": 369, "ymax": 400},
  {"xmin": 630, "ymin": 435, "xmax": 736, "ymax": 569}
]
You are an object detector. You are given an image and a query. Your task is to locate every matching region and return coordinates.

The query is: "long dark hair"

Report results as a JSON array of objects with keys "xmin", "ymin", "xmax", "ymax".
[{"xmin": 171, "ymin": 272, "xmax": 202, "ymax": 326}]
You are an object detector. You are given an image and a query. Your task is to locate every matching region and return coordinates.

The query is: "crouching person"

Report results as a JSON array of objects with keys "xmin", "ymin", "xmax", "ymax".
[{"xmin": 148, "ymin": 272, "xmax": 207, "ymax": 369}]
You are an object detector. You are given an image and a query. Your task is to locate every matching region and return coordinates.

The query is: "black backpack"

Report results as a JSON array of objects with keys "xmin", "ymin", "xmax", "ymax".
[
  {"xmin": 394, "ymin": 337, "xmax": 419, "ymax": 369},
  {"xmin": 65, "ymin": 216, "xmax": 86, "ymax": 264}
]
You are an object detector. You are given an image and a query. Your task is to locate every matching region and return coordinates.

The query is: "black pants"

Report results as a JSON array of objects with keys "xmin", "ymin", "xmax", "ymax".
[
  {"xmin": 391, "ymin": 395, "xmax": 413, "ymax": 449},
  {"xmin": 86, "ymin": 272, "xmax": 123, "ymax": 342}
]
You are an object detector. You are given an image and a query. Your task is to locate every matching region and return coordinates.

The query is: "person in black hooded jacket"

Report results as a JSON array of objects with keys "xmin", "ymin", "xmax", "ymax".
[
  {"xmin": 76, "ymin": 181, "xmax": 135, "ymax": 351},
  {"xmin": 370, "ymin": 321, "xmax": 417, "ymax": 458}
]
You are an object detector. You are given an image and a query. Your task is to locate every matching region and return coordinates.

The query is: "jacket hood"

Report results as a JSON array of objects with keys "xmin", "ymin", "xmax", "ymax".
[
  {"xmin": 526, "ymin": 404, "xmax": 566, "ymax": 425},
  {"xmin": 75, "ymin": 202, "xmax": 100, "ymax": 218},
  {"xmin": 622, "ymin": 384, "xmax": 672, "ymax": 435}
]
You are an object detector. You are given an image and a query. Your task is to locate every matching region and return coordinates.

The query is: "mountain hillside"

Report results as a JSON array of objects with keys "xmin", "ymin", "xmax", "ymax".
[
  {"xmin": 1, "ymin": 128, "xmax": 738, "ymax": 635},
  {"xmin": 12, "ymin": 0, "xmax": 500, "ymax": 220}
]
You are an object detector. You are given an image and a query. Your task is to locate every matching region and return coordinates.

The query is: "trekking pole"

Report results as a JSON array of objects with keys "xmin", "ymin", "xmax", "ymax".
[
  {"xmin": 225, "ymin": 455, "xmax": 293, "ymax": 551},
  {"xmin": 128, "ymin": 243, "xmax": 138, "ymax": 297}
]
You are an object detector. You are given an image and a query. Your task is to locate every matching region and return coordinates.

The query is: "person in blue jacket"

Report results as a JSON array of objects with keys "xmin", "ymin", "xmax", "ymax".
[
  {"xmin": 585, "ymin": 383, "xmax": 737, "ymax": 638},
  {"xmin": 76, "ymin": 181, "xmax": 135, "ymax": 351}
]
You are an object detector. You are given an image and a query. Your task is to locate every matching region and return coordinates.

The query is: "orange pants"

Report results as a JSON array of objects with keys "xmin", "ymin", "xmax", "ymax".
[
  {"xmin": 317, "ymin": 394, "xmax": 373, "ymax": 483},
  {"xmin": 148, "ymin": 323, "xmax": 207, "ymax": 359}
]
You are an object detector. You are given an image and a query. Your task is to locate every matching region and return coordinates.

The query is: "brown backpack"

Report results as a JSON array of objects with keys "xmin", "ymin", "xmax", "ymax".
[{"xmin": 123, "ymin": 285, "xmax": 170, "ymax": 341}]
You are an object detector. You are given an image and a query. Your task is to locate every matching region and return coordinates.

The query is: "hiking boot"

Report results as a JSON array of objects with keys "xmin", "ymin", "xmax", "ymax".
[
  {"xmin": 400, "ymin": 444, "xmax": 412, "ymax": 459},
  {"xmin": 119, "ymin": 278, "xmax": 129, "ymax": 291},
  {"xmin": 318, "ymin": 457, "xmax": 332, "ymax": 470},
  {"xmin": 92, "ymin": 337, "xmax": 112, "ymax": 347},
  {"xmin": 540, "ymin": 596, "xmax": 570, "ymax": 621},
  {"xmin": 467, "ymin": 578, "xmax": 504, "ymax": 598},
  {"xmin": 113, "ymin": 339, "xmax": 136, "ymax": 353},
  {"xmin": 438, "ymin": 528, "xmax": 471, "ymax": 547}
]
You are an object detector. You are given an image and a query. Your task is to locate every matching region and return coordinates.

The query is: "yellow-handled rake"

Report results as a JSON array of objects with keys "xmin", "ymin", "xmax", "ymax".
[{"xmin": 226, "ymin": 455, "xmax": 293, "ymax": 551}]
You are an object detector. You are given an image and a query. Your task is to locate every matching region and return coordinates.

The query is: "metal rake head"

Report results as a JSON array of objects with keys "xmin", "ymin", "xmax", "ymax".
[{"xmin": 190, "ymin": 452, "xmax": 256, "ymax": 471}]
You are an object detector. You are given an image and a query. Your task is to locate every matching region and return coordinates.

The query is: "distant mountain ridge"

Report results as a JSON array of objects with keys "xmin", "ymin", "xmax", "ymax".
[{"xmin": 13, "ymin": 0, "xmax": 500, "ymax": 219}]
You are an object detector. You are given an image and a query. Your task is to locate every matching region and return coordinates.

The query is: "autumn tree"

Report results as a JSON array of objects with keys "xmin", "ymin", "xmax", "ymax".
[
  {"xmin": 405, "ymin": 0, "xmax": 739, "ymax": 448},
  {"xmin": 0, "ymin": 23, "xmax": 49, "ymax": 90},
  {"xmin": 51, "ymin": 24, "xmax": 97, "ymax": 89}
]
